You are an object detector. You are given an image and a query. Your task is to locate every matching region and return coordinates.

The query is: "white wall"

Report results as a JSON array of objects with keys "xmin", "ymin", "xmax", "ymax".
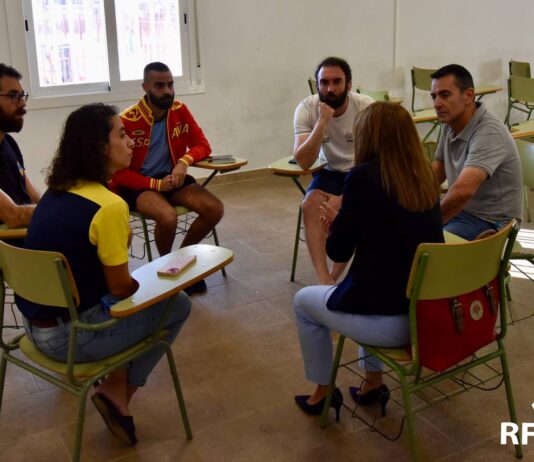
[
  {"xmin": 395, "ymin": 0, "xmax": 534, "ymax": 118},
  {"xmin": 1, "ymin": 0, "xmax": 533, "ymax": 191},
  {"xmin": 0, "ymin": 1, "xmax": 10, "ymax": 63}
]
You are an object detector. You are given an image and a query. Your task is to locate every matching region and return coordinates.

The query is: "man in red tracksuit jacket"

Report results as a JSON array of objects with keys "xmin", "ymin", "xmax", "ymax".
[{"xmin": 112, "ymin": 62, "xmax": 224, "ymax": 295}]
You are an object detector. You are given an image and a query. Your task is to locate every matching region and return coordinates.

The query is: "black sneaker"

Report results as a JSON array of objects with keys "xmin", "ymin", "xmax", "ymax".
[{"xmin": 184, "ymin": 279, "xmax": 207, "ymax": 296}]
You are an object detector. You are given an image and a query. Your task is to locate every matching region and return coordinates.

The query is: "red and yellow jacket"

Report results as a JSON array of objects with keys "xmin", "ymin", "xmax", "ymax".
[{"xmin": 111, "ymin": 96, "xmax": 211, "ymax": 191}]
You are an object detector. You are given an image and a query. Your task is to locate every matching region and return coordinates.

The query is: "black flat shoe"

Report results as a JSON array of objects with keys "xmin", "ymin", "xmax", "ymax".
[
  {"xmin": 349, "ymin": 384, "xmax": 390, "ymax": 417},
  {"xmin": 91, "ymin": 393, "xmax": 137, "ymax": 445},
  {"xmin": 184, "ymin": 279, "xmax": 207, "ymax": 296},
  {"xmin": 294, "ymin": 388, "xmax": 343, "ymax": 421}
]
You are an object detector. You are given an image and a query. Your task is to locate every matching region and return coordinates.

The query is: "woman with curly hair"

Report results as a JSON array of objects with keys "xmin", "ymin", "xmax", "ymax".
[{"xmin": 16, "ymin": 103, "xmax": 191, "ymax": 445}]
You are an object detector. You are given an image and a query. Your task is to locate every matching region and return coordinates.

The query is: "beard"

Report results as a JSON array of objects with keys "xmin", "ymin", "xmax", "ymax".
[
  {"xmin": 147, "ymin": 91, "xmax": 174, "ymax": 110},
  {"xmin": 319, "ymin": 88, "xmax": 349, "ymax": 109},
  {"xmin": 0, "ymin": 106, "xmax": 24, "ymax": 133}
]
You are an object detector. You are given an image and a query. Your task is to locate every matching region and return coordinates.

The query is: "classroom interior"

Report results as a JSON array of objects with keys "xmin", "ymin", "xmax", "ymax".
[{"xmin": 2, "ymin": 0, "xmax": 534, "ymax": 460}]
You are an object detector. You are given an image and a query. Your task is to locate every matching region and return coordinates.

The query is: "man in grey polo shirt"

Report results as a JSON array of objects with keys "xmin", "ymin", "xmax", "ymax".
[{"xmin": 431, "ymin": 64, "xmax": 522, "ymax": 240}]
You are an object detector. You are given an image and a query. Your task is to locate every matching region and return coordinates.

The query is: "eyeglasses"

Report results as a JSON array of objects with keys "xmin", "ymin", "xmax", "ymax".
[{"xmin": 0, "ymin": 92, "xmax": 29, "ymax": 103}]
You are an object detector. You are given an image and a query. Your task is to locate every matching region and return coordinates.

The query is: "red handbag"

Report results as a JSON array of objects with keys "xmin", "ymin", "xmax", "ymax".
[{"xmin": 415, "ymin": 277, "xmax": 499, "ymax": 372}]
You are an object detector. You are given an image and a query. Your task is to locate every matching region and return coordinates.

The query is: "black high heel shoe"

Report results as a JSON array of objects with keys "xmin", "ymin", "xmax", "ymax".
[
  {"xmin": 294, "ymin": 388, "xmax": 344, "ymax": 421},
  {"xmin": 349, "ymin": 384, "xmax": 390, "ymax": 417}
]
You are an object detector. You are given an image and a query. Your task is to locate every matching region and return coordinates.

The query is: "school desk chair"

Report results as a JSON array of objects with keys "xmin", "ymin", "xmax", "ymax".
[{"xmin": 319, "ymin": 221, "xmax": 522, "ymax": 461}]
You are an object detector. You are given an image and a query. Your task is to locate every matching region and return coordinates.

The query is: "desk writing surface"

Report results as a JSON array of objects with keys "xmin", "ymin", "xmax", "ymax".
[
  {"xmin": 194, "ymin": 157, "xmax": 248, "ymax": 171},
  {"xmin": 111, "ymin": 244, "xmax": 233, "ymax": 318},
  {"xmin": 411, "ymin": 108, "xmax": 438, "ymax": 124},
  {"xmin": 474, "ymin": 85, "xmax": 502, "ymax": 96},
  {"xmin": 510, "ymin": 120, "xmax": 534, "ymax": 139},
  {"xmin": 269, "ymin": 156, "xmax": 327, "ymax": 176},
  {"xmin": 0, "ymin": 224, "xmax": 27, "ymax": 239},
  {"xmin": 411, "ymin": 87, "xmax": 500, "ymax": 125}
]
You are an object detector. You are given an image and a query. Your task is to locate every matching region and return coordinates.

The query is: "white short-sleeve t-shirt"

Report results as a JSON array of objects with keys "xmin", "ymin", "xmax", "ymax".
[{"xmin": 294, "ymin": 92, "xmax": 374, "ymax": 172}]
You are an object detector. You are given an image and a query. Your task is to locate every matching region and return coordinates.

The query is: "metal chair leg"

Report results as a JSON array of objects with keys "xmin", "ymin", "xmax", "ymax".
[
  {"xmin": 140, "ymin": 216, "xmax": 153, "ymax": 262},
  {"xmin": 291, "ymin": 206, "xmax": 302, "ymax": 282},
  {"xmin": 0, "ymin": 354, "xmax": 7, "ymax": 415},
  {"xmin": 499, "ymin": 346, "xmax": 523, "ymax": 459},
  {"xmin": 525, "ymin": 186, "xmax": 531, "ymax": 222},
  {"xmin": 164, "ymin": 343, "xmax": 193, "ymax": 439},
  {"xmin": 211, "ymin": 227, "xmax": 226, "ymax": 277},
  {"xmin": 421, "ymin": 121, "xmax": 440, "ymax": 143},
  {"xmin": 320, "ymin": 335, "xmax": 345, "ymax": 428},
  {"xmin": 400, "ymin": 377, "xmax": 420, "ymax": 462},
  {"xmin": 72, "ymin": 384, "xmax": 91, "ymax": 462},
  {"xmin": 505, "ymin": 101, "xmax": 513, "ymax": 128}
]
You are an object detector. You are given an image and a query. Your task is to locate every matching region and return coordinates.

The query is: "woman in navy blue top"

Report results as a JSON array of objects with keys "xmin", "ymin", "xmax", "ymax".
[
  {"xmin": 18, "ymin": 104, "xmax": 191, "ymax": 446},
  {"xmin": 294, "ymin": 102, "xmax": 444, "ymax": 420}
]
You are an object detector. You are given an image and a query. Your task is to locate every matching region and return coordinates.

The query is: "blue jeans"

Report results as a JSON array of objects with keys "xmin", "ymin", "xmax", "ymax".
[
  {"xmin": 444, "ymin": 210, "xmax": 506, "ymax": 241},
  {"xmin": 294, "ymin": 285, "xmax": 410, "ymax": 385},
  {"xmin": 23, "ymin": 292, "xmax": 191, "ymax": 387}
]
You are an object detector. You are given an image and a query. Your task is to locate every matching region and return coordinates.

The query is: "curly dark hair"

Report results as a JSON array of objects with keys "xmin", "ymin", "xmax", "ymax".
[
  {"xmin": 46, "ymin": 103, "xmax": 118, "ymax": 192},
  {"xmin": 314, "ymin": 57, "xmax": 352, "ymax": 84}
]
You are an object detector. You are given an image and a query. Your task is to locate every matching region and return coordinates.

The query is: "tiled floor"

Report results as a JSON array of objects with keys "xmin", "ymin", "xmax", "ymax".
[{"xmin": 1, "ymin": 173, "xmax": 534, "ymax": 461}]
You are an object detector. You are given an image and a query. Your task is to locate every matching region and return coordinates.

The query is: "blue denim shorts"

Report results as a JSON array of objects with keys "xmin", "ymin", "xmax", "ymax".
[{"xmin": 307, "ymin": 169, "xmax": 347, "ymax": 196}]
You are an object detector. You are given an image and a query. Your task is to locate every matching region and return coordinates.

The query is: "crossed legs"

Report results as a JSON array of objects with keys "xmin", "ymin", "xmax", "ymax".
[{"xmin": 136, "ymin": 184, "xmax": 224, "ymax": 256}]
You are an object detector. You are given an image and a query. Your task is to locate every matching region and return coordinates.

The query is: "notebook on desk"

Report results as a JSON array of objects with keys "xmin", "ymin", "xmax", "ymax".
[
  {"xmin": 157, "ymin": 254, "xmax": 197, "ymax": 277},
  {"xmin": 207, "ymin": 154, "xmax": 236, "ymax": 163}
]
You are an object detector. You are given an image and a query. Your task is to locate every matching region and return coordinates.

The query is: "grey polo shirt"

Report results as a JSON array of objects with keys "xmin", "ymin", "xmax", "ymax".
[{"xmin": 435, "ymin": 102, "xmax": 523, "ymax": 223}]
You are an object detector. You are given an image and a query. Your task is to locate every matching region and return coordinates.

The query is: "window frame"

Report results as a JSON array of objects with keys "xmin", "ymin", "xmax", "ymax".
[{"xmin": 4, "ymin": 0, "xmax": 203, "ymax": 110}]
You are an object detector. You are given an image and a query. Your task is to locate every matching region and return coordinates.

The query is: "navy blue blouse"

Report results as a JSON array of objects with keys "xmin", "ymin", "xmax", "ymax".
[{"xmin": 326, "ymin": 159, "xmax": 444, "ymax": 316}]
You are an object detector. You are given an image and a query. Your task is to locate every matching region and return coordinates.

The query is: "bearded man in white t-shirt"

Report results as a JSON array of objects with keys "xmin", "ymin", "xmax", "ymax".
[{"xmin": 293, "ymin": 57, "xmax": 373, "ymax": 284}]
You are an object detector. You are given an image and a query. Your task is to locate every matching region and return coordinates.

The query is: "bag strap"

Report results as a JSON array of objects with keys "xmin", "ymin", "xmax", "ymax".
[
  {"xmin": 449, "ymin": 281, "xmax": 498, "ymax": 333},
  {"xmin": 484, "ymin": 283, "xmax": 498, "ymax": 315},
  {"xmin": 449, "ymin": 298, "xmax": 464, "ymax": 333}
]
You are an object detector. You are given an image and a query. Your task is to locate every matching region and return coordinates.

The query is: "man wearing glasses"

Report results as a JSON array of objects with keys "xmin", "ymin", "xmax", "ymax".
[{"xmin": 0, "ymin": 63, "xmax": 39, "ymax": 229}]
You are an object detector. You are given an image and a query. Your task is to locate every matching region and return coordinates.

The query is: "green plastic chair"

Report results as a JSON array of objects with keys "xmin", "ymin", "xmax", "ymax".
[
  {"xmin": 421, "ymin": 140, "xmax": 438, "ymax": 163},
  {"xmin": 356, "ymin": 88, "xmax": 390, "ymax": 102},
  {"xmin": 509, "ymin": 60, "xmax": 531, "ymax": 78},
  {"xmin": 509, "ymin": 140, "xmax": 534, "ymax": 287},
  {"xmin": 506, "ymin": 61, "xmax": 531, "ymax": 129},
  {"xmin": 0, "ymin": 226, "xmax": 28, "ymax": 329},
  {"xmin": 505, "ymin": 74, "xmax": 534, "ymax": 128},
  {"xmin": 411, "ymin": 66, "xmax": 437, "ymax": 113},
  {"xmin": 319, "ymin": 222, "xmax": 522, "ymax": 461},
  {"xmin": 515, "ymin": 139, "xmax": 534, "ymax": 222},
  {"xmin": 130, "ymin": 205, "xmax": 190, "ymax": 261},
  {"xmin": 130, "ymin": 207, "xmax": 226, "ymax": 275},
  {"xmin": 411, "ymin": 67, "xmax": 441, "ymax": 143},
  {"xmin": 308, "ymin": 77, "xmax": 317, "ymax": 95},
  {"xmin": 0, "ymin": 241, "xmax": 192, "ymax": 462}
]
